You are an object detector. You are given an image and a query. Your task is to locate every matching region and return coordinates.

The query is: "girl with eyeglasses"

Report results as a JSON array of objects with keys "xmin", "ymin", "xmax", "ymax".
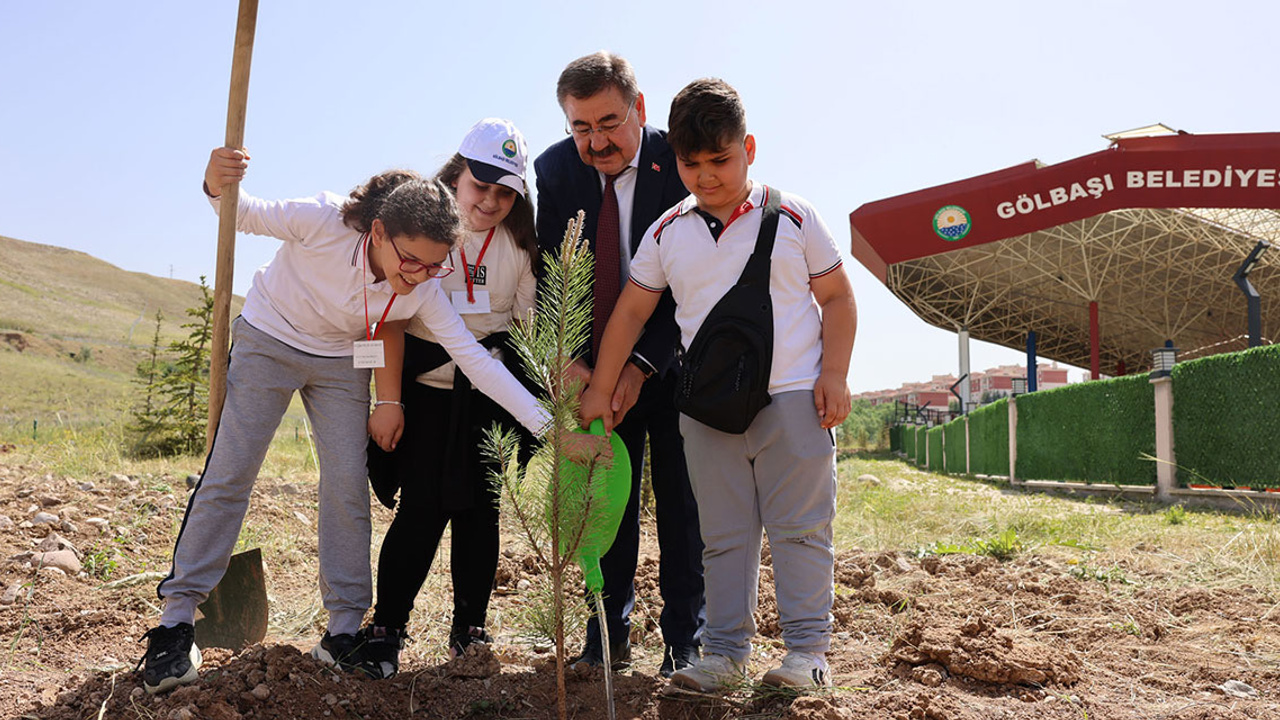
[
  {"xmin": 140, "ymin": 147, "xmax": 556, "ymax": 694},
  {"xmin": 363, "ymin": 119, "xmax": 540, "ymax": 676}
]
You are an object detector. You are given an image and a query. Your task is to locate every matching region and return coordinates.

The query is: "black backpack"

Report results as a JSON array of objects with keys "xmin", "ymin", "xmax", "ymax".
[{"xmin": 674, "ymin": 186, "xmax": 779, "ymax": 433}]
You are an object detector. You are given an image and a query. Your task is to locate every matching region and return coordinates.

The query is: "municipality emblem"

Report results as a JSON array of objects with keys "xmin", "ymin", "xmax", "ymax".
[
  {"xmin": 502, "ymin": 139, "xmax": 517, "ymax": 158},
  {"xmin": 933, "ymin": 205, "xmax": 971, "ymax": 241}
]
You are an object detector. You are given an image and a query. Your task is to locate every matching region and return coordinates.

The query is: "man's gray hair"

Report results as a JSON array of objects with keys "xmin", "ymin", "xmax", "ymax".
[{"xmin": 556, "ymin": 51, "xmax": 640, "ymax": 108}]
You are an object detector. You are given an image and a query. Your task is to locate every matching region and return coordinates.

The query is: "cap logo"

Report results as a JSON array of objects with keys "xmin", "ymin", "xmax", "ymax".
[
  {"xmin": 933, "ymin": 205, "xmax": 970, "ymax": 241},
  {"xmin": 502, "ymin": 139, "xmax": 517, "ymax": 158}
]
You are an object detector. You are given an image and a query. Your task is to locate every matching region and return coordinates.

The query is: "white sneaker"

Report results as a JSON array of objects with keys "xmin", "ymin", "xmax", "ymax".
[
  {"xmin": 668, "ymin": 653, "xmax": 747, "ymax": 693},
  {"xmin": 761, "ymin": 651, "xmax": 831, "ymax": 688}
]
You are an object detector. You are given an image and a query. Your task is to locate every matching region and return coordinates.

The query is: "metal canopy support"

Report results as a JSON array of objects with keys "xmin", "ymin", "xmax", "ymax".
[
  {"xmin": 882, "ymin": 207, "xmax": 1279, "ymax": 373},
  {"xmin": 1088, "ymin": 301, "xmax": 1101, "ymax": 380},
  {"xmin": 1026, "ymin": 330, "xmax": 1038, "ymax": 393}
]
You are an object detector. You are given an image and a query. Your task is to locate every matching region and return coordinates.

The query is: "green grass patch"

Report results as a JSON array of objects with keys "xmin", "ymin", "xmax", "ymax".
[
  {"xmin": 834, "ymin": 455, "xmax": 1280, "ymax": 596},
  {"xmin": 0, "ymin": 277, "xmax": 39, "ymax": 296}
]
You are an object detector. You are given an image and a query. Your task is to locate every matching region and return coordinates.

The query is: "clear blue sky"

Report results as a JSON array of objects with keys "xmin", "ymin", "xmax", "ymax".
[{"xmin": 3, "ymin": 1, "xmax": 1277, "ymax": 392}]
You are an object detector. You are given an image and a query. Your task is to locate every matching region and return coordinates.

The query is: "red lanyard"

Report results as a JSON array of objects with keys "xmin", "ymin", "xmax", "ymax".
[
  {"xmin": 458, "ymin": 228, "xmax": 495, "ymax": 304},
  {"xmin": 361, "ymin": 233, "xmax": 397, "ymax": 340}
]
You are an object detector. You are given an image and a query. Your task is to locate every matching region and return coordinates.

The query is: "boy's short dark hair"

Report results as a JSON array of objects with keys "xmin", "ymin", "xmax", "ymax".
[
  {"xmin": 556, "ymin": 51, "xmax": 640, "ymax": 108},
  {"xmin": 667, "ymin": 78, "xmax": 747, "ymax": 158}
]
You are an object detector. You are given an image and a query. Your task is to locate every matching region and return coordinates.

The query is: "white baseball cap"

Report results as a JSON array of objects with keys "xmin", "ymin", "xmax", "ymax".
[{"xmin": 457, "ymin": 118, "xmax": 528, "ymax": 197}]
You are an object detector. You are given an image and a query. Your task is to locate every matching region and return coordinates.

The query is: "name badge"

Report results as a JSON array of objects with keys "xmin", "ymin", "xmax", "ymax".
[
  {"xmin": 352, "ymin": 340, "xmax": 385, "ymax": 369},
  {"xmin": 452, "ymin": 290, "xmax": 491, "ymax": 314}
]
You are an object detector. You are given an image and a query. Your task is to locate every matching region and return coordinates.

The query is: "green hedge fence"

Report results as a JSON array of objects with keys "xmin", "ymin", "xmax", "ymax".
[
  {"xmin": 926, "ymin": 426, "xmax": 944, "ymax": 472},
  {"xmin": 1015, "ymin": 374, "xmax": 1155, "ymax": 485},
  {"xmin": 943, "ymin": 418, "xmax": 967, "ymax": 473},
  {"xmin": 1171, "ymin": 344, "xmax": 1280, "ymax": 489},
  {"xmin": 967, "ymin": 398, "xmax": 1009, "ymax": 477}
]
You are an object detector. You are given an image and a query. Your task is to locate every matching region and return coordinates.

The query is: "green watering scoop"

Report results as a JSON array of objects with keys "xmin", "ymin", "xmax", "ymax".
[{"xmin": 552, "ymin": 419, "xmax": 631, "ymax": 593}]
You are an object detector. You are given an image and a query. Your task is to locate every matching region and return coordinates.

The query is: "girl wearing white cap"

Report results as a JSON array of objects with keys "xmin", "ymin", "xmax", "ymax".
[
  {"xmin": 363, "ymin": 118, "xmax": 538, "ymax": 675},
  {"xmin": 140, "ymin": 148, "xmax": 558, "ymax": 693}
]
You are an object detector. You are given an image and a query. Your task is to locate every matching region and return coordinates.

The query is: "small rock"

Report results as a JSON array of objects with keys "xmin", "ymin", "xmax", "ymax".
[
  {"xmin": 855, "ymin": 473, "xmax": 882, "ymax": 486},
  {"xmin": 169, "ymin": 706, "xmax": 195, "ymax": 720},
  {"xmin": 110, "ymin": 474, "xmax": 130, "ymax": 484},
  {"xmin": 37, "ymin": 534, "xmax": 80, "ymax": 556},
  {"xmin": 185, "ymin": 474, "xmax": 200, "ymax": 489},
  {"xmin": 0, "ymin": 515, "xmax": 13, "ymax": 532},
  {"xmin": 1, "ymin": 581, "xmax": 25, "ymax": 605},
  {"xmin": 32, "ymin": 512, "xmax": 59, "ymax": 525},
  {"xmin": 130, "ymin": 687, "xmax": 145, "ymax": 699},
  {"xmin": 39, "ymin": 566, "xmax": 66, "ymax": 578},
  {"xmin": 38, "ymin": 495, "xmax": 63, "ymax": 507},
  {"xmin": 324, "ymin": 693, "xmax": 338, "ymax": 706},
  {"xmin": 517, "ymin": 578, "xmax": 532, "ymax": 591},
  {"xmin": 16, "ymin": 488, "xmax": 34, "ymax": 498},
  {"xmin": 251, "ymin": 684, "xmax": 270, "ymax": 700},
  {"xmin": 911, "ymin": 663, "xmax": 947, "ymax": 687},
  {"xmin": 1219, "ymin": 680, "xmax": 1258, "ymax": 699},
  {"xmin": 60, "ymin": 520, "xmax": 78, "ymax": 535},
  {"xmin": 31, "ymin": 550, "xmax": 82, "ymax": 575},
  {"xmin": 59, "ymin": 506, "xmax": 81, "ymax": 521},
  {"xmin": 86, "ymin": 518, "xmax": 110, "ymax": 533},
  {"xmin": 293, "ymin": 511, "xmax": 309, "ymax": 525},
  {"xmin": 78, "ymin": 481, "xmax": 96, "ymax": 492}
]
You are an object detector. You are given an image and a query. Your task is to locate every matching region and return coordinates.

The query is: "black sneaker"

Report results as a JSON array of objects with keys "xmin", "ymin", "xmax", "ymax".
[
  {"xmin": 139, "ymin": 623, "xmax": 202, "ymax": 694},
  {"xmin": 448, "ymin": 626, "xmax": 492, "ymax": 659},
  {"xmin": 660, "ymin": 643, "xmax": 700, "ymax": 678},
  {"xmin": 361, "ymin": 625, "xmax": 407, "ymax": 678},
  {"xmin": 311, "ymin": 631, "xmax": 375, "ymax": 677}
]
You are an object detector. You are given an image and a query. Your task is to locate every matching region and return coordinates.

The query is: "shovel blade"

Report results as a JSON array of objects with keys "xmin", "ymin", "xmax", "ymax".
[{"xmin": 195, "ymin": 548, "xmax": 268, "ymax": 650}]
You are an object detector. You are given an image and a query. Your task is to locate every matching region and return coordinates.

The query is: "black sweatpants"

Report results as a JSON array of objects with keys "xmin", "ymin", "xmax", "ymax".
[{"xmin": 372, "ymin": 382, "xmax": 523, "ymax": 632}]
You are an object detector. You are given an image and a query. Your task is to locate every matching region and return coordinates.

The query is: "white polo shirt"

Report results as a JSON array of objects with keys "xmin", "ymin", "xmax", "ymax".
[
  {"xmin": 629, "ymin": 183, "xmax": 844, "ymax": 395},
  {"xmin": 209, "ymin": 190, "xmax": 547, "ymax": 432},
  {"xmin": 406, "ymin": 224, "xmax": 536, "ymax": 389}
]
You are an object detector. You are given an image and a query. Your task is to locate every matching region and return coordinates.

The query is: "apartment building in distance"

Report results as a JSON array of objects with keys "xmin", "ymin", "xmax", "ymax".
[{"xmin": 856, "ymin": 363, "xmax": 1071, "ymax": 409}]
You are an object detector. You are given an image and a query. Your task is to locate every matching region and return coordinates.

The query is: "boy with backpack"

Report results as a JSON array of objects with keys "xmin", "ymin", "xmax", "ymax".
[{"xmin": 579, "ymin": 77, "xmax": 856, "ymax": 692}]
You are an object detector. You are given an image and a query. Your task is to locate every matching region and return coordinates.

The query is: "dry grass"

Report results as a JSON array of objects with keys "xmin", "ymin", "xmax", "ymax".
[
  {"xmin": 0, "ymin": 234, "xmax": 245, "ymax": 425},
  {"xmin": 836, "ymin": 454, "xmax": 1280, "ymax": 597}
]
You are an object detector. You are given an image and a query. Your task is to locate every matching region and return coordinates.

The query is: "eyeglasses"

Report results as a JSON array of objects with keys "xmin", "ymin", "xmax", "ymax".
[
  {"xmin": 388, "ymin": 236, "xmax": 453, "ymax": 278},
  {"xmin": 565, "ymin": 101, "xmax": 636, "ymax": 139}
]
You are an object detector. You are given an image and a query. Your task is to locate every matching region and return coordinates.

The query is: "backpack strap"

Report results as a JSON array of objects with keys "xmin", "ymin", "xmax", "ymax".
[{"xmin": 738, "ymin": 185, "xmax": 781, "ymax": 288}]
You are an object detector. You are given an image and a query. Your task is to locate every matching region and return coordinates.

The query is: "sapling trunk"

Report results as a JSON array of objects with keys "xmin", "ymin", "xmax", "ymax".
[{"xmin": 485, "ymin": 211, "xmax": 628, "ymax": 720}]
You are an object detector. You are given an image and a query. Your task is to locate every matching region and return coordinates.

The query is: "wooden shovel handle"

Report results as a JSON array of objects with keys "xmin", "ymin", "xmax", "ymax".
[{"xmin": 207, "ymin": 0, "xmax": 259, "ymax": 454}]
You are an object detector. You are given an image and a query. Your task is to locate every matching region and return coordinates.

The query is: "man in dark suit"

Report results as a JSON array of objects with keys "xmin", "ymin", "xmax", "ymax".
[{"xmin": 534, "ymin": 51, "xmax": 704, "ymax": 678}]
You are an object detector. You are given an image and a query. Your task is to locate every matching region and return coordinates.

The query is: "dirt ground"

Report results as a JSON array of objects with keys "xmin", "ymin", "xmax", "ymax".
[{"xmin": 3, "ymin": 453, "xmax": 1279, "ymax": 720}]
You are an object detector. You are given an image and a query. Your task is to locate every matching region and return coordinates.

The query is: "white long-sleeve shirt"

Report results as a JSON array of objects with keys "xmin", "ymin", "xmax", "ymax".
[
  {"xmin": 406, "ymin": 224, "xmax": 536, "ymax": 389},
  {"xmin": 209, "ymin": 189, "xmax": 548, "ymax": 432}
]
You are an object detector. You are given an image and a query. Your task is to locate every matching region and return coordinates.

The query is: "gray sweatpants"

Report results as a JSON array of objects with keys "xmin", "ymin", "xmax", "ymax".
[
  {"xmin": 158, "ymin": 318, "xmax": 373, "ymax": 636},
  {"xmin": 678, "ymin": 390, "xmax": 836, "ymax": 664}
]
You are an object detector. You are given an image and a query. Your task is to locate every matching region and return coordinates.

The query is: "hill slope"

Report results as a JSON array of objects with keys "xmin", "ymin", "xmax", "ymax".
[{"xmin": 0, "ymin": 235, "xmax": 244, "ymax": 426}]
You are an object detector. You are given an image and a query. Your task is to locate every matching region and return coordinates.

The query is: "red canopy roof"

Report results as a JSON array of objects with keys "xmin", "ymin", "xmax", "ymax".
[
  {"xmin": 848, "ymin": 131, "xmax": 1280, "ymax": 373},
  {"xmin": 851, "ymin": 132, "xmax": 1280, "ymax": 282}
]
